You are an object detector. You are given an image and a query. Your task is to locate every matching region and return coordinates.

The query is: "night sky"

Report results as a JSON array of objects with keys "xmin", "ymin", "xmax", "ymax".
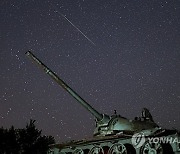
[{"xmin": 1, "ymin": 0, "xmax": 180, "ymax": 142}]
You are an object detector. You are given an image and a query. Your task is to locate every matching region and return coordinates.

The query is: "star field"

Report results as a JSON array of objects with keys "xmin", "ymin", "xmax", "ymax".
[{"xmin": 0, "ymin": 0, "xmax": 180, "ymax": 142}]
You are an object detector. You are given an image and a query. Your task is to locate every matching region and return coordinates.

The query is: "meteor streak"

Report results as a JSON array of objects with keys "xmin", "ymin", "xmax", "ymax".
[
  {"xmin": 52, "ymin": 5, "xmax": 96, "ymax": 46},
  {"xmin": 60, "ymin": 13, "xmax": 96, "ymax": 46}
]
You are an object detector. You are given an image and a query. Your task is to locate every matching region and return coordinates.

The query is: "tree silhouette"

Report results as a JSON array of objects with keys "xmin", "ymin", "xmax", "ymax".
[
  {"xmin": 0, "ymin": 126, "xmax": 20, "ymax": 154},
  {"xmin": 0, "ymin": 120, "xmax": 55, "ymax": 154},
  {"xmin": 6, "ymin": 126, "xmax": 20, "ymax": 154},
  {"xmin": 0, "ymin": 127, "xmax": 6, "ymax": 154}
]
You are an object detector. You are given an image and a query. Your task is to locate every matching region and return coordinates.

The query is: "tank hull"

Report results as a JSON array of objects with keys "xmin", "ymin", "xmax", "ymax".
[{"xmin": 48, "ymin": 130, "xmax": 180, "ymax": 154}]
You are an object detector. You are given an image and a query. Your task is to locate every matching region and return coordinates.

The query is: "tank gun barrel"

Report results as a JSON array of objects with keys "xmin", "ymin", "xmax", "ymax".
[{"xmin": 26, "ymin": 51, "xmax": 103, "ymax": 121}]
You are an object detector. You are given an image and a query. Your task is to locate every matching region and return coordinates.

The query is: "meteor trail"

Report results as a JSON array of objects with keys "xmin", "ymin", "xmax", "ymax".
[
  {"xmin": 60, "ymin": 13, "xmax": 96, "ymax": 46},
  {"xmin": 52, "ymin": 5, "xmax": 96, "ymax": 46}
]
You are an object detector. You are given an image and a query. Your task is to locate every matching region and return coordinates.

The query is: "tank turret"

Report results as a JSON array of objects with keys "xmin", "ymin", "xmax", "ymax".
[{"xmin": 26, "ymin": 51, "xmax": 159, "ymax": 136}]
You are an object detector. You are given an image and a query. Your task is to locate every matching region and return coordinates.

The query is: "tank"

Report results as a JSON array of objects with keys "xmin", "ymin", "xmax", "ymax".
[{"xmin": 26, "ymin": 51, "xmax": 180, "ymax": 154}]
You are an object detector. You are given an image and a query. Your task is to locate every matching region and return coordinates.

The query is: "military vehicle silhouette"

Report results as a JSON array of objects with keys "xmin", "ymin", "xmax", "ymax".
[{"xmin": 26, "ymin": 51, "xmax": 180, "ymax": 154}]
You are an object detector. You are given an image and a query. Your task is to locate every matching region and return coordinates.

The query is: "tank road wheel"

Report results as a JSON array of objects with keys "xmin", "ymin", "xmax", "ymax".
[
  {"xmin": 73, "ymin": 148, "xmax": 84, "ymax": 154},
  {"xmin": 89, "ymin": 146, "xmax": 104, "ymax": 154},
  {"xmin": 108, "ymin": 143, "xmax": 127, "ymax": 154},
  {"xmin": 140, "ymin": 141, "xmax": 163, "ymax": 154}
]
